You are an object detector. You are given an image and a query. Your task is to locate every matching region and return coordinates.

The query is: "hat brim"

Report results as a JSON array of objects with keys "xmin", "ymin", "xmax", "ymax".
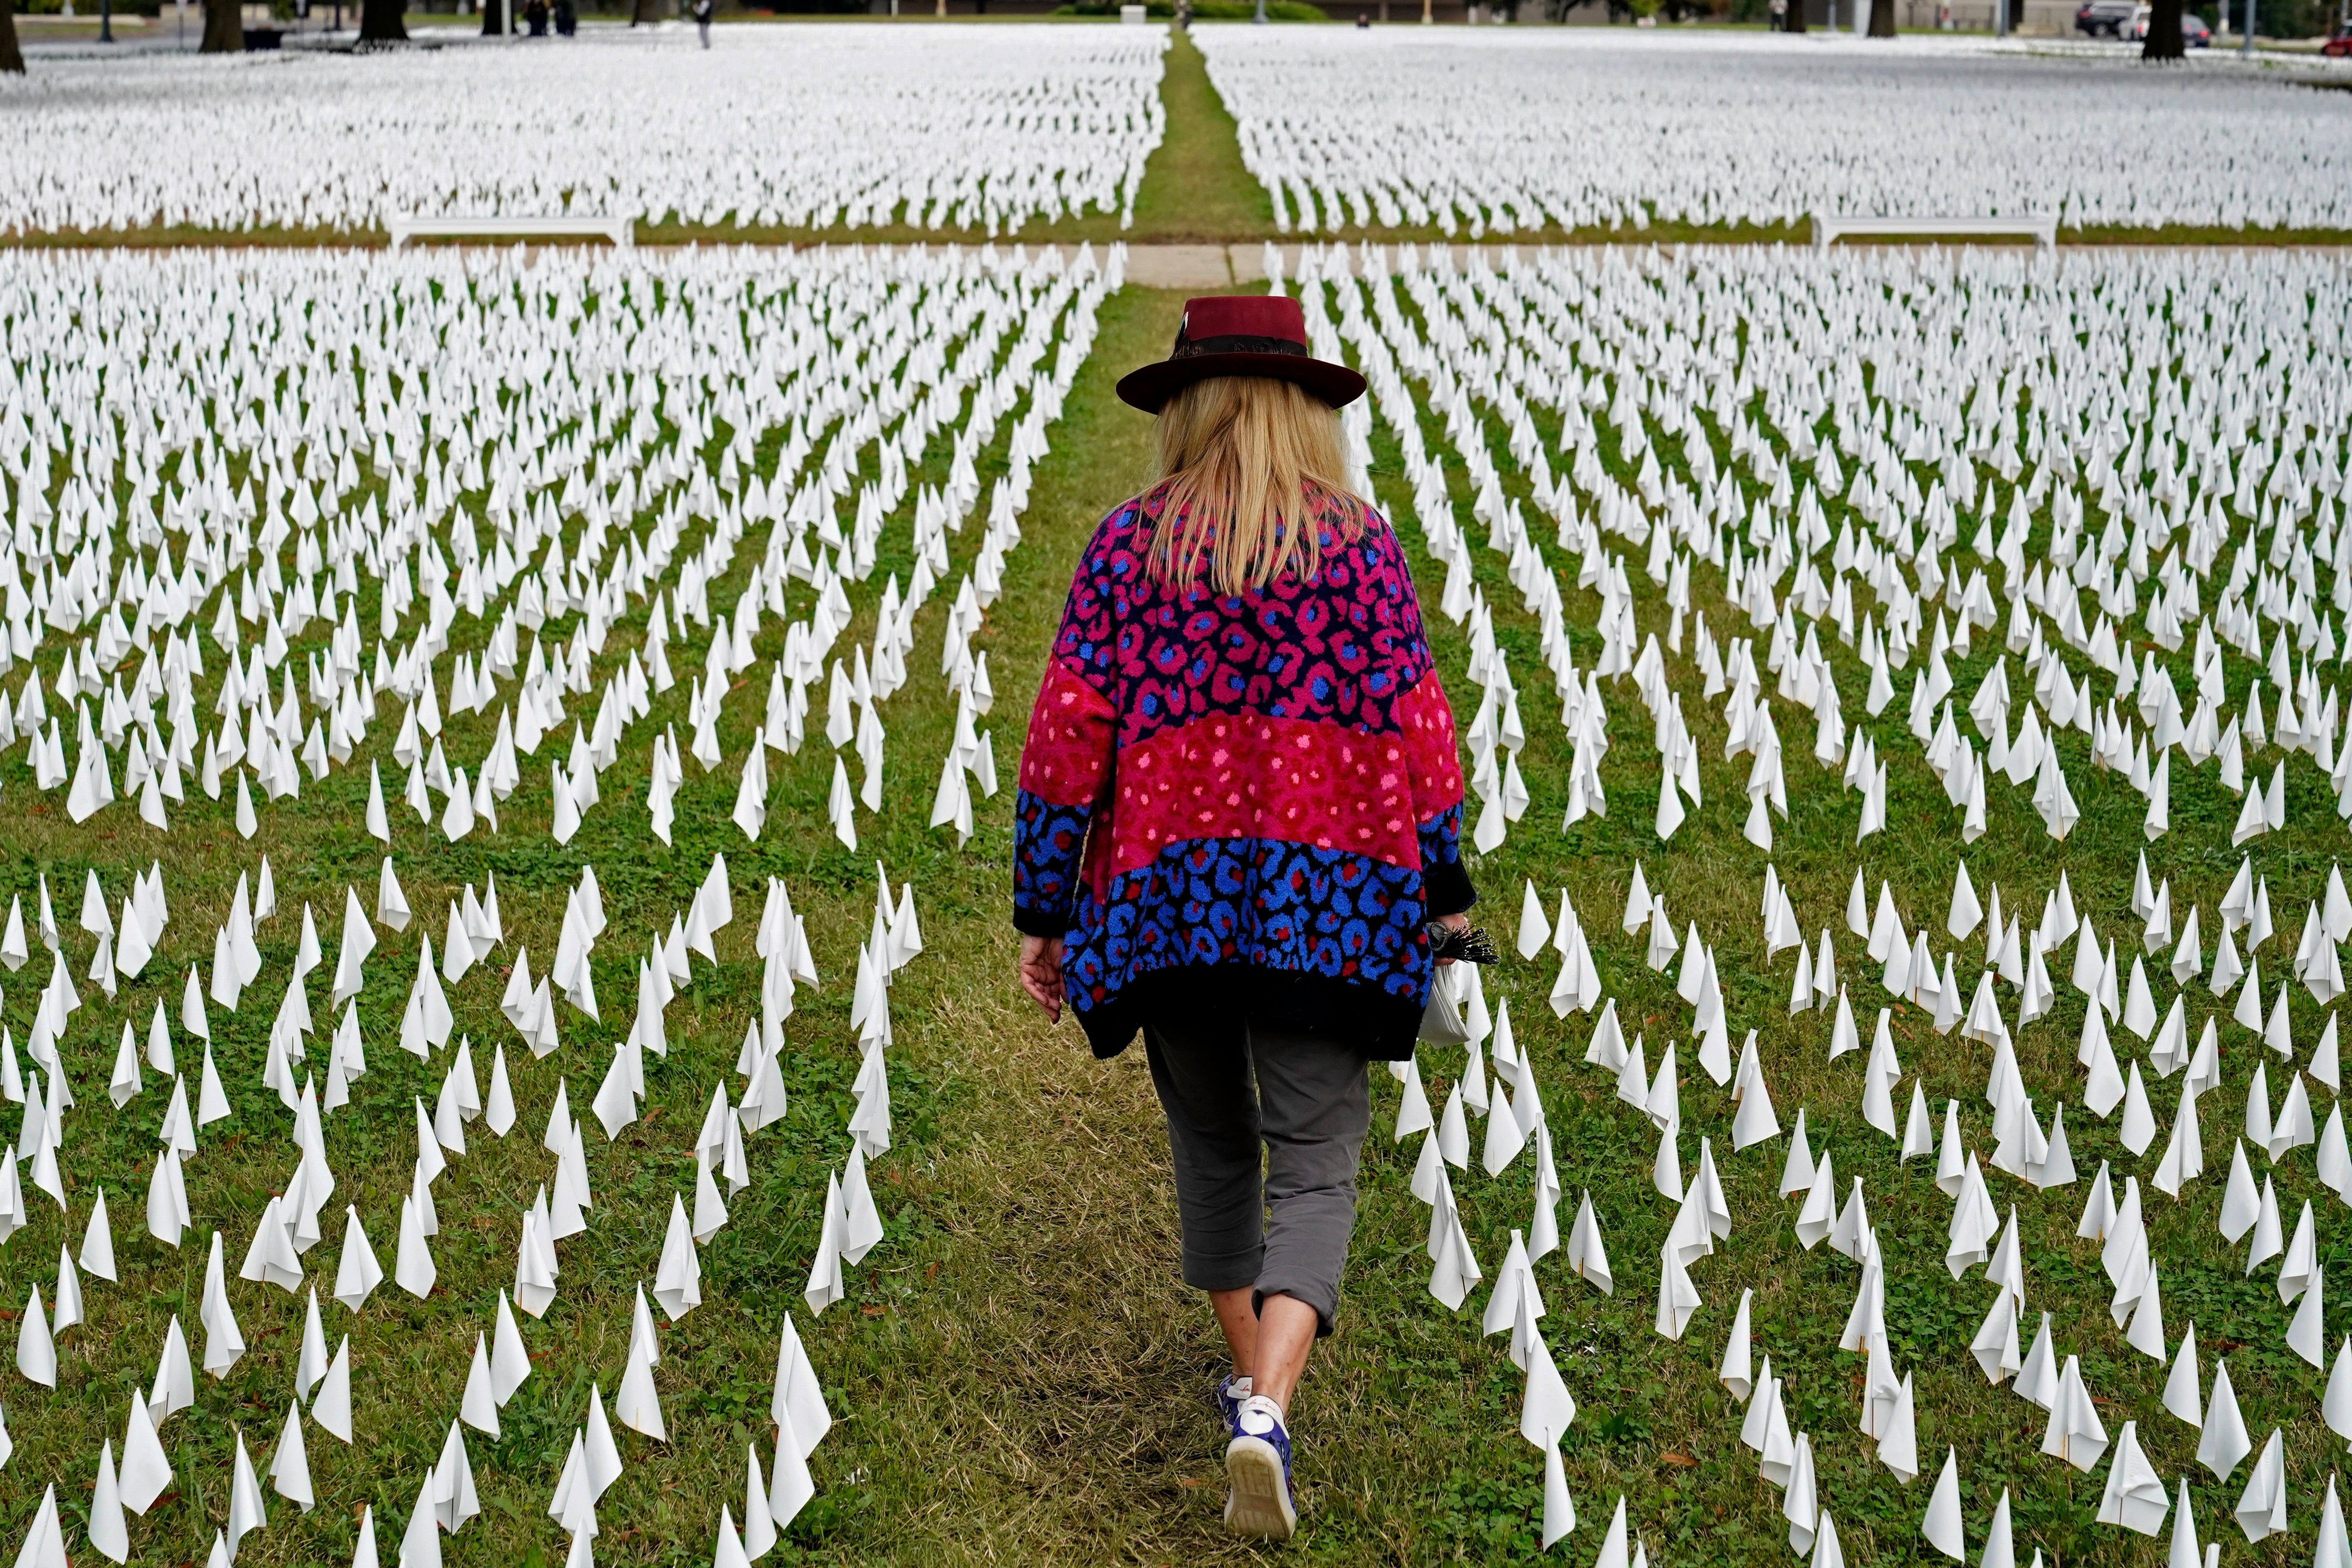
[{"xmin": 1115, "ymin": 350, "xmax": 1367, "ymax": 415}]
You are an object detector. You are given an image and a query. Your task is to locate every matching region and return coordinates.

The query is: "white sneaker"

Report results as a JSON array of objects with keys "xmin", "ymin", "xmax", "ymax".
[{"xmin": 1223, "ymin": 1395, "xmax": 1297, "ymax": 1540}]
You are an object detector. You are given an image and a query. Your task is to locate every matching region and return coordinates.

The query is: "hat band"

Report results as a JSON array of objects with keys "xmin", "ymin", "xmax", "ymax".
[{"xmin": 1170, "ymin": 333, "xmax": 1309, "ymax": 360}]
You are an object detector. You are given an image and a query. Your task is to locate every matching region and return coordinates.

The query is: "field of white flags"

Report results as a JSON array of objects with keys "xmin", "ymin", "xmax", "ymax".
[
  {"xmin": 0, "ymin": 25, "xmax": 1166, "ymax": 238},
  {"xmin": 0, "ymin": 241, "xmax": 1115, "ymax": 1566},
  {"xmin": 7, "ymin": 38, "xmax": 2352, "ymax": 1551},
  {"xmin": 1196, "ymin": 29, "xmax": 2352, "ymax": 237},
  {"xmin": 1223, "ymin": 238, "xmax": 2352, "ymax": 1563}
]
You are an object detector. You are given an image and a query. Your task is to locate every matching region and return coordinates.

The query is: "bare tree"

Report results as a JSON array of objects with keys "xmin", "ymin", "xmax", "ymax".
[
  {"xmin": 360, "ymin": 0, "xmax": 408, "ymax": 41},
  {"xmin": 202, "ymin": 0, "xmax": 243, "ymax": 50},
  {"xmin": 0, "ymin": 6, "xmax": 22, "ymax": 73},
  {"xmin": 2141, "ymin": 0, "xmax": 2185, "ymax": 53},
  {"xmin": 1868, "ymin": 0, "xmax": 1895, "ymax": 30},
  {"xmin": 481, "ymin": 0, "xmax": 505, "ymax": 32}
]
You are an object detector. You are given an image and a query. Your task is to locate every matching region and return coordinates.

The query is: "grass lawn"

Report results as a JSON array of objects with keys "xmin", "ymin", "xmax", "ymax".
[
  {"xmin": 1298, "ymin": 272, "xmax": 2352, "ymax": 1566},
  {"xmin": 6, "ymin": 22, "xmax": 2352, "ymax": 252},
  {"xmin": 16, "ymin": 247, "xmax": 2344, "ymax": 1568},
  {"xmin": 804, "ymin": 251, "xmax": 2352, "ymax": 1566},
  {"xmin": 0, "ymin": 16, "xmax": 2349, "ymax": 1568},
  {"xmin": 0, "ymin": 266, "xmax": 1189, "ymax": 1568}
]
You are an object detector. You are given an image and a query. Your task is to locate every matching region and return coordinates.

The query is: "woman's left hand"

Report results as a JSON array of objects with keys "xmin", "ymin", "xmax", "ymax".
[{"xmin": 1019, "ymin": 935, "xmax": 1066, "ymax": 1021}]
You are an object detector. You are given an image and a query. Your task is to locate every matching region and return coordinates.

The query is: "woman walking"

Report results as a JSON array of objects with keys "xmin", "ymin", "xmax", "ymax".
[{"xmin": 1011, "ymin": 295, "xmax": 1475, "ymax": 1540}]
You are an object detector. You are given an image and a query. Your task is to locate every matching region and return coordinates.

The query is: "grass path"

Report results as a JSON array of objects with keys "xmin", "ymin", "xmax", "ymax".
[
  {"xmin": 836, "ymin": 283, "xmax": 1575, "ymax": 1568},
  {"xmin": 819, "ymin": 283, "xmax": 1252, "ymax": 1566},
  {"xmin": 844, "ymin": 284, "xmax": 1567, "ymax": 1568},
  {"xmin": 1123, "ymin": 27, "xmax": 1277, "ymax": 244}
]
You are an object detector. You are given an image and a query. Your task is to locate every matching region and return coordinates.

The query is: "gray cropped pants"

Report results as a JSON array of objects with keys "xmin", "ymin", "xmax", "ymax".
[{"xmin": 1140, "ymin": 1012, "xmax": 1372, "ymax": 1337}]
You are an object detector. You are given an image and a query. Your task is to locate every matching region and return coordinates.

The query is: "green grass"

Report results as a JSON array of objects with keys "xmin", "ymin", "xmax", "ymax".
[
  {"xmin": 1123, "ymin": 26, "xmax": 1280, "ymax": 243},
  {"xmin": 2, "ymin": 27, "xmax": 2350, "ymax": 1568},
  {"xmin": 1241, "ymin": 265, "xmax": 2352, "ymax": 1565},
  {"xmin": 1, "ymin": 268, "xmax": 1587, "ymax": 1568},
  {"xmin": 9, "ymin": 23, "xmax": 2352, "ymax": 253},
  {"xmin": 13, "ymin": 246, "xmax": 2336, "ymax": 1568},
  {"xmin": 0, "ymin": 26, "xmax": 1260, "ymax": 253},
  {"xmin": 773, "ymin": 257, "xmax": 2352, "ymax": 1567},
  {"xmin": 0, "ymin": 274, "xmax": 1172, "ymax": 1568},
  {"xmin": 3, "ymin": 185, "xmax": 2348, "ymax": 1568}
]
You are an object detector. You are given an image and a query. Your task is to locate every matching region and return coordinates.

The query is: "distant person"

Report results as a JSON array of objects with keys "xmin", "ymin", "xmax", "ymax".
[
  {"xmin": 554, "ymin": 0, "xmax": 575, "ymax": 32},
  {"xmin": 526, "ymin": 0, "xmax": 548, "ymax": 33},
  {"xmin": 1356, "ymin": 7, "xmax": 1371, "ymax": 20},
  {"xmin": 693, "ymin": 0, "xmax": 712, "ymax": 45},
  {"xmin": 1769, "ymin": 0, "xmax": 1786, "ymax": 26},
  {"xmin": 1013, "ymin": 295, "xmax": 1479, "ymax": 1542}
]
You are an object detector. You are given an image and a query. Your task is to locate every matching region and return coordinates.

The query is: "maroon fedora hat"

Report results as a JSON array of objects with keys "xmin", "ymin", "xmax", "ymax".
[{"xmin": 1115, "ymin": 294, "xmax": 1367, "ymax": 414}]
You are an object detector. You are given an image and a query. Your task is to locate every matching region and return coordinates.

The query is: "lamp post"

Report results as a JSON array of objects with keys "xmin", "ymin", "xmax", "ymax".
[
  {"xmin": 1253, "ymin": 0, "xmax": 1267, "ymax": 20},
  {"xmin": 100, "ymin": 0, "xmax": 114, "ymax": 42},
  {"xmin": 2240, "ymin": 0, "xmax": 2254, "ymax": 52}
]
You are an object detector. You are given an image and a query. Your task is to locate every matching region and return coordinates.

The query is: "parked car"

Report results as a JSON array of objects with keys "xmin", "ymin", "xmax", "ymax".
[
  {"xmin": 2323, "ymin": 24, "xmax": 2352, "ymax": 54},
  {"xmin": 2124, "ymin": 6, "xmax": 2211, "ymax": 41},
  {"xmin": 2075, "ymin": 0, "xmax": 2136, "ymax": 32}
]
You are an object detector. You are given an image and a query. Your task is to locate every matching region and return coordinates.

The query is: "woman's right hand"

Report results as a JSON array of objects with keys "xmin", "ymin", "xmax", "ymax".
[
  {"xmin": 1432, "ymin": 911, "xmax": 1470, "ymax": 965},
  {"xmin": 1019, "ymin": 935, "xmax": 1065, "ymax": 1022}
]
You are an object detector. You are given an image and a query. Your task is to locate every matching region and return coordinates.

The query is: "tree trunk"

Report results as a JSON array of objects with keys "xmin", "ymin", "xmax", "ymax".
[
  {"xmin": 480, "ymin": 0, "xmax": 504, "ymax": 32},
  {"xmin": 359, "ymin": 0, "xmax": 406, "ymax": 40},
  {"xmin": 2140, "ymin": 0, "xmax": 2185, "ymax": 53},
  {"xmin": 1867, "ymin": 0, "xmax": 1894, "ymax": 29},
  {"xmin": 0, "ymin": 5, "xmax": 23, "ymax": 73},
  {"xmin": 201, "ymin": 0, "xmax": 243, "ymax": 50},
  {"xmin": 1784, "ymin": 0, "xmax": 1805, "ymax": 29},
  {"xmin": 631, "ymin": 0, "xmax": 661, "ymax": 23}
]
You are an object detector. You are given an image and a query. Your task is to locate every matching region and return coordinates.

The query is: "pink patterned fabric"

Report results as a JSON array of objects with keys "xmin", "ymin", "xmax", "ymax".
[{"xmin": 1012, "ymin": 484, "xmax": 1473, "ymax": 1059}]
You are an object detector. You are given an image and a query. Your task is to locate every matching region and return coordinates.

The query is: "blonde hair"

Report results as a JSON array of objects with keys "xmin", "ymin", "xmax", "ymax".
[{"xmin": 1146, "ymin": 375, "xmax": 1369, "ymax": 595}]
